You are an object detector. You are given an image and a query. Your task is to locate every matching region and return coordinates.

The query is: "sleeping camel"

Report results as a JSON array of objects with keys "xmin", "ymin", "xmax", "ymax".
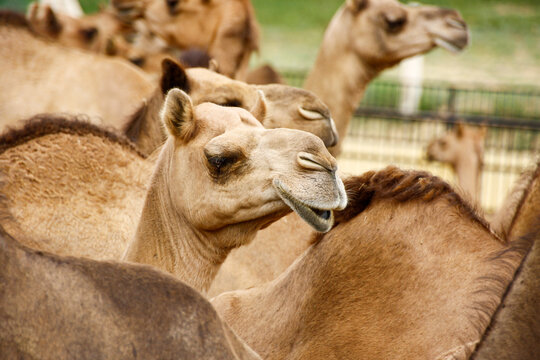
[
  {"xmin": 0, "ymin": 225, "xmax": 260, "ymax": 359},
  {"xmin": 0, "ymin": 11, "xmax": 337, "ymax": 155},
  {"xmin": 208, "ymin": 0, "xmax": 470, "ymax": 295},
  {"xmin": 0, "ymin": 90, "xmax": 346, "ymax": 292},
  {"xmin": 212, "ymin": 166, "xmax": 527, "ymax": 359}
]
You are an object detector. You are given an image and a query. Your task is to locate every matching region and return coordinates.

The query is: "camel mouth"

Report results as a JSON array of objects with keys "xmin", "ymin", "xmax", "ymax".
[
  {"xmin": 433, "ymin": 35, "xmax": 468, "ymax": 53},
  {"xmin": 272, "ymin": 178, "xmax": 336, "ymax": 233}
]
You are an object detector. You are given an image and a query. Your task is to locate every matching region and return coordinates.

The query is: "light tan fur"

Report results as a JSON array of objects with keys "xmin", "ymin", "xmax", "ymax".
[
  {"xmin": 427, "ymin": 123, "xmax": 487, "ymax": 204},
  {"xmin": 0, "ymin": 11, "xmax": 155, "ymax": 131},
  {"xmin": 0, "ymin": 225, "xmax": 261, "ymax": 359},
  {"xmin": 0, "ymin": 92, "xmax": 346, "ymax": 292},
  {"xmin": 305, "ymin": 0, "xmax": 469, "ymax": 156},
  {"xmin": 212, "ymin": 167, "xmax": 520, "ymax": 360}
]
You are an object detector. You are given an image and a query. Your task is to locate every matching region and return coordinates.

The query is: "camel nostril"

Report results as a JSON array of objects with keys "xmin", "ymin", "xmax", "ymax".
[
  {"xmin": 297, "ymin": 152, "xmax": 335, "ymax": 172},
  {"xmin": 446, "ymin": 17, "xmax": 466, "ymax": 30}
]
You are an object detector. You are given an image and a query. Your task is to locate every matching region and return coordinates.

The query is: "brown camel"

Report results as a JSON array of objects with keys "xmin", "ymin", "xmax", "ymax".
[
  {"xmin": 108, "ymin": 0, "xmax": 260, "ymax": 79},
  {"xmin": 0, "ymin": 14, "xmax": 337, "ymax": 156},
  {"xmin": 0, "ymin": 224, "xmax": 260, "ymax": 359},
  {"xmin": 208, "ymin": 0, "xmax": 470, "ymax": 295},
  {"xmin": 211, "ymin": 166, "xmax": 523, "ymax": 359},
  {"xmin": 427, "ymin": 123, "xmax": 487, "ymax": 204},
  {"xmin": 471, "ymin": 160, "xmax": 540, "ymax": 359},
  {"xmin": 305, "ymin": 0, "xmax": 469, "ymax": 156},
  {"xmin": 0, "ymin": 90, "xmax": 346, "ymax": 292}
]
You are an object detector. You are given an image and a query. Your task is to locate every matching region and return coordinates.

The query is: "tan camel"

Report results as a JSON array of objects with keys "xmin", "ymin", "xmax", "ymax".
[
  {"xmin": 208, "ymin": 0, "xmax": 470, "ymax": 295},
  {"xmin": 0, "ymin": 90, "xmax": 346, "ymax": 292},
  {"xmin": 0, "ymin": 225, "xmax": 260, "ymax": 360},
  {"xmin": 427, "ymin": 123, "xmax": 487, "ymax": 204},
  {"xmin": 108, "ymin": 0, "xmax": 260, "ymax": 79},
  {"xmin": 305, "ymin": 0, "xmax": 469, "ymax": 155},
  {"xmin": 211, "ymin": 166, "xmax": 522, "ymax": 359}
]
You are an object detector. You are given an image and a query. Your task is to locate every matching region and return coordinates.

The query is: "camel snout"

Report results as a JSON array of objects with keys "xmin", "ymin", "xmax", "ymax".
[{"xmin": 297, "ymin": 152, "xmax": 337, "ymax": 173}]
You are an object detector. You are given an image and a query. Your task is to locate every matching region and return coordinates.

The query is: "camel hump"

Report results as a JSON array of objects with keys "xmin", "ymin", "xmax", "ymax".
[
  {"xmin": 0, "ymin": 114, "xmax": 144, "ymax": 157},
  {"xmin": 335, "ymin": 166, "xmax": 491, "ymax": 232}
]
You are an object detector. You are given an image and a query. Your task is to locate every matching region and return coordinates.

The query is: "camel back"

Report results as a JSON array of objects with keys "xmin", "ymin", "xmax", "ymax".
[{"xmin": 0, "ymin": 114, "xmax": 145, "ymax": 158}]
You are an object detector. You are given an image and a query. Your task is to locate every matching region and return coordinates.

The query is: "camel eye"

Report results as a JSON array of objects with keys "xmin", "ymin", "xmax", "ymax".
[
  {"xmin": 220, "ymin": 99, "xmax": 243, "ymax": 107},
  {"xmin": 384, "ymin": 15, "xmax": 407, "ymax": 33},
  {"xmin": 206, "ymin": 154, "xmax": 238, "ymax": 174}
]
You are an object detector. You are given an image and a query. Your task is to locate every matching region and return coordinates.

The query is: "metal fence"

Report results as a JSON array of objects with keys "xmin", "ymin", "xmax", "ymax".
[{"xmin": 282, "ymin": 70, "xmax": 540, "ymax": 212}]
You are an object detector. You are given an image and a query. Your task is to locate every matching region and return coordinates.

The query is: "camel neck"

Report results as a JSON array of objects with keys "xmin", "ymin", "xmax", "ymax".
[
  {"xmin": 123, "ymin": 145, "xmax": 228, "ymax": 293},
  {"xmin": 304, "ymin": 11, "xmax": 378, "ymax": 154},
  {"xmin": 454, "ymin": 154, "xmax": 481, "ymax": 204}
]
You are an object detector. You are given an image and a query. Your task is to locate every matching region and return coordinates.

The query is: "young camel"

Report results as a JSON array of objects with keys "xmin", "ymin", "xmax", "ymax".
[
  {"xmin": 208, "ymin": 0, "xmax": 470, "ymax": 295},
  {"xmin": 0, "ymin": 13, "xmax": 337, "ymax": 154},
  {"xmin": 470, "ymin": 161, "xmax": 540, "ymax": 360},
  {"xmin": 0, "ymin": 225, "xmax": 260, "ymax": 359},
  {"xmin": 212, "ymin": 167, "xmax": 522, "ymax": 359},
  {"xmin": 427, "ymin": 123, "xmax": 487, "ymax": 204},
  {"xmin": 0, "ymin": 90, "xmax": 346, "ymax": 292}
]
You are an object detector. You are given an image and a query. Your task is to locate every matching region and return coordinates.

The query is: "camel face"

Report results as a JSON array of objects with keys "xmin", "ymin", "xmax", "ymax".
[
  {"xmin": 162, "ymin": 89, "xmax": 347, "ymax": 233},
  {"xmin": 139, "ymin": 0, "xmax": 259, "ymax": 79},
  {"xmin": 27, "ymin": 3, "xmax": 126, "ymax": 54},
  {"xmin": 187, "ymin": 68, "xmax": 338, "ymax": 147},
  {"xmin": 340, "ymin": 0, "xmax": 469, "ymax": 67},
  {"xmin": 427, "ymin": 124, "xmax": 486, "ymax": 166}
]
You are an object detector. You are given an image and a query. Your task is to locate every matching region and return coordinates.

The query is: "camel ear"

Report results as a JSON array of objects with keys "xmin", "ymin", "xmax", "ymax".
[
  {"xmin": 44, "ymin": 5, "xmax": 62, "ymax": 36},
  {"xmin": 161, "ymin": 89, "xmax": 197, "ymax": 141},
  {"xmin": 346, "ymin": 0, "xmax": 368, "ymax": 12},
  {"xmin": 209, "ymin": 58, "xmax": 219, "ymax": 73},
  {"xmin": 249, "ymin": 90, "xmax": 267, "ymax": 123},
  {"xmin": 160, "ymin": 58, "xmax": 190, "ymax": 95},
  {"xmin": 79, "ymin": 26, "xmax": 98, "ymax": 43}
]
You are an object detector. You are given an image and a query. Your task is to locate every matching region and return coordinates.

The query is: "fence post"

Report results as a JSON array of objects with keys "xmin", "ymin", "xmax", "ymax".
[{"xmin": 447, "ymin": 87, "xmax": 457, "ymax": 123}]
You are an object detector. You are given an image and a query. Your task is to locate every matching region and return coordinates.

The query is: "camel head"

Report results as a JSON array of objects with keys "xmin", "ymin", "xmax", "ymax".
[
  {"xmin": 180, "ymin": 65, "xmax": 338, "ymax": 147},
  {"xmin": 26, "ymin": 2, "xmax": 129, "ymax": 55},
  {"xmin": 334, "ymin": 0, "xmax": 469, "ymax": 68},
  {"xmin": 427, "ymin": 123, "xmax": 486, "ymax": 167},
  {"xmin": 160, "ymin": 89, "xmax": 347, "ymax": 235}
]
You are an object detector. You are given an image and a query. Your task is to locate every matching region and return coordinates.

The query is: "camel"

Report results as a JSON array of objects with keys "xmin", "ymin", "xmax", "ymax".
[
  {"xmin": 0, "ymin": 13, "xmax": 337, "ymax": 154},
  {"xmin": 211, "ymin": 166, "xmax": 524, "ymax": 359},
  {"xmin": 427, "ymin": 123, "xmax": 487, "ymax": 204},
  {"xmin": 107, "ymin": 0, "xmax": 260, "ymax": 79},
  {"xmin": 471, "ymin": 160, "xmax": 540, "ymax": 359},
  {"xmin": 0, "ymin": 90, "xmax": 346, "ymax": 292},
  {"xmin": 208, "ymin": 0, "xmax": 470, "ymax": 295},
  {"xmin": 304, "ymin": 0, "xmax": 469, "ymax": 155},
  {"xmin": 0, "ymin": 225, "xmax": 261, "ymax": 359}
]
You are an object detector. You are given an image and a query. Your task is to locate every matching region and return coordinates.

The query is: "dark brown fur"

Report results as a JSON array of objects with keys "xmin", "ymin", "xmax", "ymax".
[
  {"xmin": 0, "ymin": 224, "xmax": 259, "ymax": 359},
  {"xmin": 0, "ymin": 114, "xmax": 146, "ymax": 158},
  {"xmin": 0, "ymin": 10, "xmax": 30, "ymax": 30}
]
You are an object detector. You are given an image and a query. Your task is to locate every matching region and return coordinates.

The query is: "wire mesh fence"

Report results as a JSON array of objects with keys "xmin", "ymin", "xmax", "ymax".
[{"xmin": 282, "ymin": 70, "xmax": 540, "ymax": 212}]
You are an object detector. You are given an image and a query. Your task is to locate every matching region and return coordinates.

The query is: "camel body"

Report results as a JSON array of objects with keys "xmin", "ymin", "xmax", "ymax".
[
  {"xmin": 209, "ymin": 0, "xmax": 470, "ymax": 296},
  {"xmin": 0, "ymin": 92, "xmax": 346, "ymax": 292},
  {"xmin": 0, "ymin": 226, "xmax": 260, "ymax": 359},
  {"xmin": 212, "ymin": 167, "xmax": 521, "ymax": 359}
]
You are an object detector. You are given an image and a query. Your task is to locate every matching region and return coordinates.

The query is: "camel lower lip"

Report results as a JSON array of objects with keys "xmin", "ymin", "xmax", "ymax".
[
  {"xmin": 434, "ymin": 37, "xmax": 465, "ymax": 53},
  {"xmin": 272, "ymin": 179, "xmax": 335, "ymax": 233}
]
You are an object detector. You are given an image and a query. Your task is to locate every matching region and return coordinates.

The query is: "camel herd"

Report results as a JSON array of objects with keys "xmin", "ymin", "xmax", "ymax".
[{"xmin": 0, "ymin": 0, "xmax": 538, "ymax": 359}]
